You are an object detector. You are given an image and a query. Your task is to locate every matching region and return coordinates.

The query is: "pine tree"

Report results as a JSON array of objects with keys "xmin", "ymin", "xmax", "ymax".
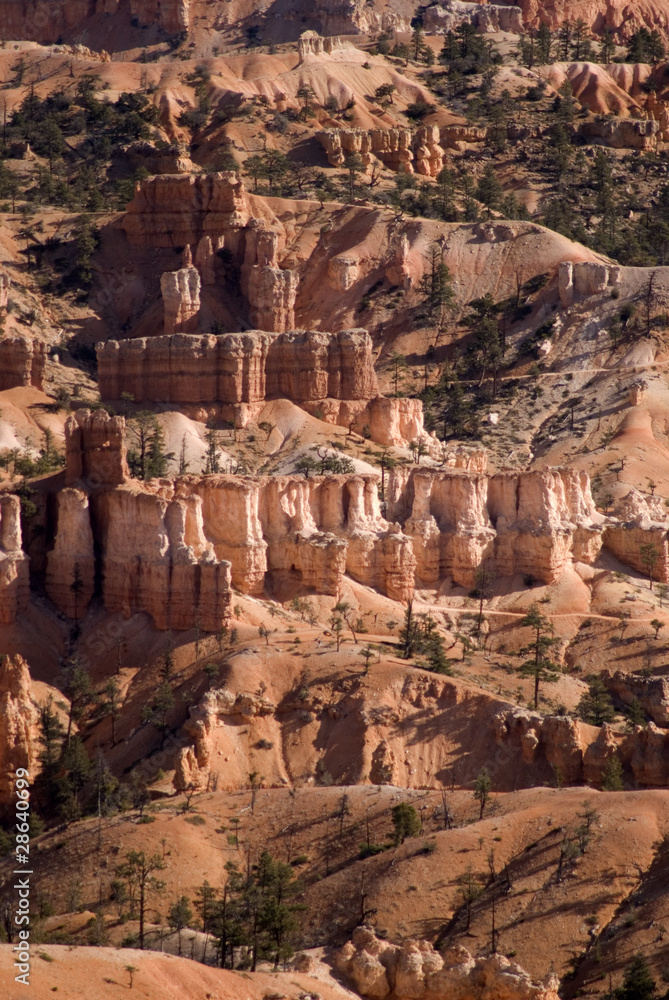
[
  {"xmin": 616, "ymin": 954, "xmax": 657, "ymax": 1000},
  {"xmin": 517, "ymin": 603, "xmax": 559, "ymax": 709},
  {"xmin": 577, "ymin": 677, "xmax": 615, "ymax": 725},
  {"xmin": 391, "ymin": 802, "xmax": 421, "ymax": 844}
]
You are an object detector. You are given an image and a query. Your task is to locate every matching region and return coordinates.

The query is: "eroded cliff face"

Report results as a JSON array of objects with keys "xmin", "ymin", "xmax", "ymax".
[
  {"xmin": 336, "ymin": 927, "xmax": 560, "ymax": 1000},
  {"xmin": 387, "ymin": 466, "xmax": 602, "ymax": 588},
  {"xmin": 494, "ymin": 706, "xmax": 669, "ymax": 788},
  {"xmin": 45, "ymin": 489, "xmax": 95, "ymax": 619},
  {"xmin": 423, "ymin": 1, "xmax": 524, "ymax": 34},
  {"xmin": 188, "ymin": 472, "xmax": 415, "ymax": 601},
  {"xmin": 48, "ymin": 426, "xmax": 669, "ymax": 630},
  {"xmin": 0, "ymin": 336, "xmax": 46, "ymax": 391},
  {"xmin": 511, "ymin": 0, "xmax": 669, "ymax": 41},
  {"xmin": 122, "ymin": 172, "xmax": 249, "ymax": 249},
  {"xmin": 319, "ymin": 126, "xmax": 445, "ymax": 177},
  {"xmin": 65, "ymin": 408, "xmax": 129, "ymax": 489},
  {"xmin": 0, "ymin": 0, "xmax": 189, "ymax": 44},
  {"xmin": 0, "ymin": 496, "xmax": 30, "ymax": 625},
  {"xmin": 97, "ymin": 329, "xmax": 378, "ymax": 405},
  {"xmin": 604, "ymin": 489, "xmax": 669, "ymax": 584},
  {"xmin": 0, "ymin": 654, "xmax": 38, "ymax": 810},
  {"xmin": 95, "ymin": 482, "xmax": 232, "ymax": 631}
]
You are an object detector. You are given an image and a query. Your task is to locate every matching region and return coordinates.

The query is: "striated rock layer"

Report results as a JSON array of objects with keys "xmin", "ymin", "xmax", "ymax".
[
  {"xmin": 0, "ymin": 336, "xmax": 46, "ymax": 391},
  {"xmin": 65, "ymin": 408, "xmax": 129, "ymax": 489},
  {"xmin": 319, "ymin": 125, "xmax": 445, "ymax": 177},
  {"xmin": 0, "ymin": 0, "xmax": 189, "ymax": 44},
  {"xmin": 45, "ymin": 489, "xmax": 95, "ymax": 619},
  {"xmin": 50, "ymin": 418, "xmax": 669, "ymax": 630},
  {"xmin": 97, "ymin": 329, "xmax": 378, "ymax": 405},
  {"xmin": 386, "ymin": 465, "xmax": 602, "ymax": 588},
  {"xmin": 96, "ymin": 482, "xmax": 232, "ymax": 631},
  {"xmin": 122, "ymin": 171, "xmax": 249, "ymax": 249}
]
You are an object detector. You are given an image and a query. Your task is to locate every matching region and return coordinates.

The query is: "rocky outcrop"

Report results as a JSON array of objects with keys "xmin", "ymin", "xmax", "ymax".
[
  {"xmin": 385, "ymin": 233, "xmax": 412, "ymax": 289},
  {"xmin": 161, "ymin": 265, "xmax": 201, "ymax": 335},
  {"xmin": 580, "ymin": 116, "xmax": 659, "ymax": 150},
  {"xmin": 494, "ymin": 707, "xmax": 595, "ymax": 783},
  {"xmin": 318, "ymin": 126, "xmax": 445, "ymax": 176},
  {"xmin": 122, "ymin": 172, "xmax": 249, "ymax": 248},
  {"xmin": 558, "ymin": 260, "xmax": 621, "ymax": 307},
  {"xmin": 97, "ymin": 329, "xmax": 378, "ymax": 405},
  {"xmin": 0, "ymin": 496, "xmax": 29, "ymax": 625},
  {"xmin": 424, "ymin": 1, "xmax": 524, "ymax": 35},
  {"xmin": 511, "ymin": 1, "xmax": 669, "ymax": 43},
  {"xmin": 0, "ymin": 336, "xmax": 46, "ymax": 391},
  {"xmin": 130, "ymin": 0, "xmax": 189, "ymax": 34},
  {"xmin": 622, "ymin": 723, "xmax": 669, "ymax": 787},
  {"xmin": 495, "ymin": 706, "xmax": 669, "ymax": 788},
  {"xmin": 386, "ymin": 466, "xmax": 603, "ymax": 588},
  {"xmin": 336, "ymin": 928, "xmax": 560, "ymax": 1000},
  {"xmin": 96, "ymin": 482, "xmax": 232, "ymax": 631},
  {"xmin": 174, "ymin": 685, "xmax": 276, "ymax": 790},
  {"xmin": 65, "ymin": 408, "xmax": 129, "ymax": 489},
  {"xmin": 241, "ymin": 220, "xmax": 299, "ymax": 332},
  {"xmin": 45, "ymin": 489, "xmax": 95, "ymax": 619},
  {"xmin": 603, "ymin": 670, "xmax": 669, "ymax": 727},
  {"xmin": 297, "ymin": 30, "xmax": 351, "ymax": 61},
  {"xmin": 54, "ymin": 423, "xmax": 669, "ymax": 628},
  {"xmin": 604, "ymin": 489, "xmax": 669, "ymax": 584},
  {"xmin": 188, "ymin": 472, "xmax": 415, "ymax": 601},
  {"xmin": 0, "ymin": 655, "xmax": 38, "ymax": 810},
  {"xmin": 122, "ymin": 141, "xmax": 196, "ymax": 175}
]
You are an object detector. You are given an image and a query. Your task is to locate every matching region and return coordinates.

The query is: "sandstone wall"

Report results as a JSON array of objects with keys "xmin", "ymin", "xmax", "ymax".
[
  {"xmin": 187, "ymin": 472, "xmax": 415, "ymax": 602},
  {"xmin": 558, "ymin": 260, "xmax": 621, "ymax": 307},
  {"xmin": 45, "ymin": 489, "xmax": 95, "ymax": 619},
  {"xmin": 0, "ymin": 336, "xmax": 46, "ymax": 392},
  {"xmin": 161, "ymin": 265, "xmax": 201, "ymax": 335},
  {"xmin": 386, "ymin": 466, "xmax": 602, "ymax": 588},
  {"xmin": 51, "ymin": 420, "xmax": 669, "ymax": 629},
  {"xmin": 579, "ymin": 116, "xmax": 660, "ymax": 150},
  {"xmin": 95, "ymin": 483, "xmax": 232, "ymax": 631},
  {"xmin": 511, "ymin": 0, "xmax": 669, "ymax": 42},
  {"xmin": 122, "ymin": 172, "xmax": 249, "ymax": 249},
  {"xmin": 0, "ymin": 0, "xmax": 188, "ymax": 44},
  {"xmin": 604, "ymin": 488, "xmax": 669, "ymax": 584},
  {"xmin": 0, "ymin": 495, "xmax": 29, "ymax": 625},
  {"xmin": 97, "ymin": 329, "xmax": 378, "ymax": 405}
]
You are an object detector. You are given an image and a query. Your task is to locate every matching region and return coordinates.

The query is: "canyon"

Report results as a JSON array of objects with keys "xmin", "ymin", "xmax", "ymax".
[{"xmin": 0, "ymin": 5, "xmax": 669, "ymax": 998}]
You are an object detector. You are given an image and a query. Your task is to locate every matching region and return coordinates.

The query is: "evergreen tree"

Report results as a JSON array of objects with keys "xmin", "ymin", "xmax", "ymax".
[
  {"xmin": 115, "ymin": 851, "xmax": 167, "ymax": 949},
  {"xmin": 473, "ymin": 767, "xmax": 492, "ymax": 820},
  {"xmin": 577, "ymin": 677, "xmax": 615, "ymax": 725},
  {"xmin": 616, "ymin": 955, "xmax": 657, "ymax": 1000},
  {"xmin": 516, "ymin": 603, "xmax": 559, "ymax": 709},
  {"xmin": 476, "ymin": 164, "xmax": 502, "ymax": 217},
  {"xmin": 391, "ymin": 802, "xmax": 421, "ymax": 844}
]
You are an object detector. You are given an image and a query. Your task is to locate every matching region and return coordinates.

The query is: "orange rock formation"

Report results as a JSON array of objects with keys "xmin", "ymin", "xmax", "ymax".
[{"xmin": 0, "ymin": 336, "xmax": 46, "ymax": 392}]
